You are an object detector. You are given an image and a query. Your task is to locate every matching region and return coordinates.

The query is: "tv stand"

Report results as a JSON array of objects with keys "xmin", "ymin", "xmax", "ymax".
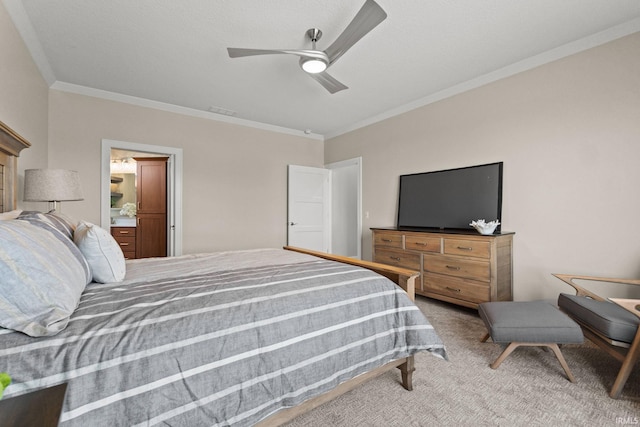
[{"xmin": 371, "ymin": 227, "xmax": 514, "ymax": 309}]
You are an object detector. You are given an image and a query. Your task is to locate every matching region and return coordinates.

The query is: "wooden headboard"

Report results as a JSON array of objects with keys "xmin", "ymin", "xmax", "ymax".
[{"xmin": 0, "ymin": 120, "xmax": 31, "ymax": 213}]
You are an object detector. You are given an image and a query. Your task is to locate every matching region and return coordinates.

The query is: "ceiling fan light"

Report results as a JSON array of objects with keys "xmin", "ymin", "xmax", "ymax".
[{"xmin": 301, "ymin": 58, "xmax": 327, "ymax": 74}]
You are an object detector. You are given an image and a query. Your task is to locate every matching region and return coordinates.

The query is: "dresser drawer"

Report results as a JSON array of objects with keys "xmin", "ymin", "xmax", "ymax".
[
  {"xmin": 444, "ymin": 238, "xmax": 490, "ymax": 259},
  {"xmin": 423, "ymin": 253, "xmax": 490, "ymax": 282},
  {"xmin": 423, "ymin": 273, "xmax": 491, "ymax": 304},
  {"xmin": 374, "ymin": 248, "xmax": 420, "ymax": 271},
  {"xmin": 373, "ymin": 231, "xmax": 403, "ymax": 249},
  {"xmin": 114, "ymin": 236, "xmax": 136, "ymax": 249},
  {"xmin": 111, "ymin": 226, "xmax": 136, "ymax": 238},
  {"xmin": 405, "ymin": 234, "xmax": 440, "ymax": 253}
]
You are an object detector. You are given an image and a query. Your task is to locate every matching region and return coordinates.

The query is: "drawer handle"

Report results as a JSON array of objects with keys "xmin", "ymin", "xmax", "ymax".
[
  {"xmin": 446, "ymin": 286, "xmax": 461, "ymax": 293},
  {"xmin": 446, "ymin": 265, "xmax": 461, "ymax": 271},
  {"xmin": 382, "ymin": 238, "xmax": 393, "ymax": 242},
  {"xmin": 457, "ymin": 246, "xmax": 473, "ymax": 251},
  {"xmin": 120, "ymin": 243, "xmax": 129, "ymax": 246},
  {"xmin": 416, "ymin": 242, "xmax": 427, "ymax": 246},
  {"xmin": 390, "ymin": 256, "xmax": 401, "ymax": 261},
  {"xmin": 119, "ymin": 231, "xmax": 130, "ymax": 234}
]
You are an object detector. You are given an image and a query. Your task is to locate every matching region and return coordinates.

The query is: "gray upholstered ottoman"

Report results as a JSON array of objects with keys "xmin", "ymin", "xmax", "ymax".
[{"xmin": 478, "ymin": 301, "xmax": 584, "ymax": 382}]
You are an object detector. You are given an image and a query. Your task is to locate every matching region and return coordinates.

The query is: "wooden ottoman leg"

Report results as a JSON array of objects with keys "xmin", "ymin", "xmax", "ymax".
[
  {"xmin": 490, "ymin": 342, "xmax": 520, "ymax": 369},
  {"xmin": 480, "ymin": 332, "xmax": 491, "ymax": 343},
  {"xmin": 547, "ymin": 343, "xmax": 576, "ymax": 383}
]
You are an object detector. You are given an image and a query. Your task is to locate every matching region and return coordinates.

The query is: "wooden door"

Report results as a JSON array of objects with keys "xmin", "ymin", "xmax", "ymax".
[
  {"xmin": 136, "ymin": 158, "xmax": 167, "ymax": 214},
  {"xmin": 135, "ymin": 157, "xmax": 168, "ymax": 258},
  {"xmin": 136, "ymin": 214, "xmax": 167, "ymax": 258}
]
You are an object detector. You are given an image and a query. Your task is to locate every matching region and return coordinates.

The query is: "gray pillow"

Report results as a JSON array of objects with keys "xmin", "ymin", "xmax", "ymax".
[
  {"xmin": 18, "ymin": 210, "xmax": 76, "ymax": 241},
  {"xmin": 16, "ymin": 211, "xmax": 91, "ymax": 282},
  {"xmin": 0, "ymin": 220, "xmax": 91, "ymax": 336}
]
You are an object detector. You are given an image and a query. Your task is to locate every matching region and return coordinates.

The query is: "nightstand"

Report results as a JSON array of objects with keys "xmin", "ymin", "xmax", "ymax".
[{"xmin": 0, "ymin": 382, "xmax": 67, "ymax": 427}]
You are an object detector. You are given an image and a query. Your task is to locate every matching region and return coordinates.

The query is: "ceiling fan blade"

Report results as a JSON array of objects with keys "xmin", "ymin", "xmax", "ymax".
[
  {"xmin": 324, "ymin": 0, "xmax": 387, "ymax": 64},
  {"xmin": 228, "ymin": 48, "xmax": 328, "ymax": 61},
  {"xmin": 308, "ymin": 72, "xmax": 348, "ymax": 94},
  {"xmin": 227, "ymin": 48, "xmax": 291, "ymax": 58}
]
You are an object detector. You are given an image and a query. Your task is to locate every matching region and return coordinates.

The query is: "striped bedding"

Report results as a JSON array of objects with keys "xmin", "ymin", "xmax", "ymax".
[{"xmin": 0, "ymin": 248, "xmax": 446, "ymax": 426}]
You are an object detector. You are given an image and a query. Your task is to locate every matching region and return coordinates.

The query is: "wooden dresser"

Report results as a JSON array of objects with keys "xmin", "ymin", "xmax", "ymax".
[
  {"xmin": 111, "ymin": 226, "xmax": 136, "ymax": 259},
  {"xmin": 372, "ymin": 228, "xmax": 514, "ymax": 309}
]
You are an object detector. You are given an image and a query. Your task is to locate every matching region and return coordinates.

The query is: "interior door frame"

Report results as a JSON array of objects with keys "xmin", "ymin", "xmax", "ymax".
[{"xmin": 101, "ymin": 139, "xmax": 183, "ymax": 256}]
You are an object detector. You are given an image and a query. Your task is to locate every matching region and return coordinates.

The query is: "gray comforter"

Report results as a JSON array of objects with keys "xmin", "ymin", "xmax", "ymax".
[{"xmin": 0, "ymin": 249, "xmax": 446, "ymax": 426}]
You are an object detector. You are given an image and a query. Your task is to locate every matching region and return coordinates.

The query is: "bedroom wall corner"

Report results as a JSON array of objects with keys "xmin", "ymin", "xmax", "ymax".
[
  {"xmin": 324, "ymin": 31, "xmax": 640, "ymax": 303},
  {"xmin": 0, "ymin": 0, "xmax": 49, "ymax": 203}
]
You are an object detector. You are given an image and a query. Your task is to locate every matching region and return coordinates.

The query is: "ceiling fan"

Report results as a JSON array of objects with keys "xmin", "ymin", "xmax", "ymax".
[{"xmin": 227, "ymin": 0, "xmax": 387, "ymax": 94}]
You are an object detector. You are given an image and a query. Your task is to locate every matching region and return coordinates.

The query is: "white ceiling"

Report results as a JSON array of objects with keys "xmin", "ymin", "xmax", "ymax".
[{"xmin": 5, "ymin": 0, "xmax": 640, "ymax": 139}]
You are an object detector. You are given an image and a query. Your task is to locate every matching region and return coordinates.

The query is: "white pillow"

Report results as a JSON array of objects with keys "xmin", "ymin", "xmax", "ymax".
[{"xmin": 74, "ymin": 221, "xmax": 126, "ymax": 283}]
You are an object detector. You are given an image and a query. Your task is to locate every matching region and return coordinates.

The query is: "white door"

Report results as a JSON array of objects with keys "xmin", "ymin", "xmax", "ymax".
[{"xmin": 287, "ymin": 165, "xmax": 331, "ymax": 252}]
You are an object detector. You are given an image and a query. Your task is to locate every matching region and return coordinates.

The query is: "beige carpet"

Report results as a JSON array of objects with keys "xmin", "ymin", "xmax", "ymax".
[{"xmin": 285, "ymin": 296, "xmax": 639, "ymax": 426}]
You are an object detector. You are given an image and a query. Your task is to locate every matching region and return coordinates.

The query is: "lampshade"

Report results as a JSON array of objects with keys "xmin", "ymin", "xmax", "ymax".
[{"xmin": 24, "ymin": 169, "xmax": 84, "ymax": 204}]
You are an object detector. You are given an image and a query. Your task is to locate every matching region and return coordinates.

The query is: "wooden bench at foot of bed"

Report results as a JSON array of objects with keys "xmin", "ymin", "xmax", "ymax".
[
  {"xmin": 283, "ymin": 246, "xmax": 418, "ymax": 301},
  {"xmin": 256, "ymin": 247, "xmax": 422, "ymax": 426}
]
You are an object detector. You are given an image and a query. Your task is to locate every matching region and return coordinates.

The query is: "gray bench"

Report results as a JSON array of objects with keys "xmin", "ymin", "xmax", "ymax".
[{"xmin": 478, "ymin": 301, "xmax": 584, "ymax": 382}]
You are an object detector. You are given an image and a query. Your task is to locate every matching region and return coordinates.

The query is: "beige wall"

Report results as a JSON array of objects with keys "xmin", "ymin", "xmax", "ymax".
[
  {"xmin": 325, "ymin": 32, "xmax": 640, "ymax": 302},
  {"xmin": 47, "ymin": 90, "xmax": 324, "ymax": 253},
  {"xmin": 4, "ymin": 0, "xmax": 639, "ymax": 300},
  {"xmin": 0, "ymin": 1, "xmax": 48, "ymax": 193}
]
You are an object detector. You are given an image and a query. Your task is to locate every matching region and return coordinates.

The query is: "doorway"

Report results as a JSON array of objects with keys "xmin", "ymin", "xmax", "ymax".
[
  {"xmin": 326, "ymin": 157, "xmax": 362, "ymax": 259},
  {"xmin": 101, "ymin": 139, "xmax": 183, "ymax": 256},
  {"xmin": 287, "ymin": 157, "xmax": 362, "ymax": 259}
]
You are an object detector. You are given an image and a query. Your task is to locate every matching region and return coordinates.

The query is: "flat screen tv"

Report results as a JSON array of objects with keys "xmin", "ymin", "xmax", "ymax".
[{"xmin": 397, "ymin": 162, "xmax": 503, "ymax": 232}]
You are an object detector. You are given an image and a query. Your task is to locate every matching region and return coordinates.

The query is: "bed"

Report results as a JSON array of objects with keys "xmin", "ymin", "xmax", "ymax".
[{"xmin": 0, "ymin": 122, "xmax": 447, "ymax": 426}]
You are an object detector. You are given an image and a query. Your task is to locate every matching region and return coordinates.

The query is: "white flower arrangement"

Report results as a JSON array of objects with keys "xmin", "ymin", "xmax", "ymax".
[{"xmin": 120, "ymin": 202, "xmax": 137, "ymax": 218}]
